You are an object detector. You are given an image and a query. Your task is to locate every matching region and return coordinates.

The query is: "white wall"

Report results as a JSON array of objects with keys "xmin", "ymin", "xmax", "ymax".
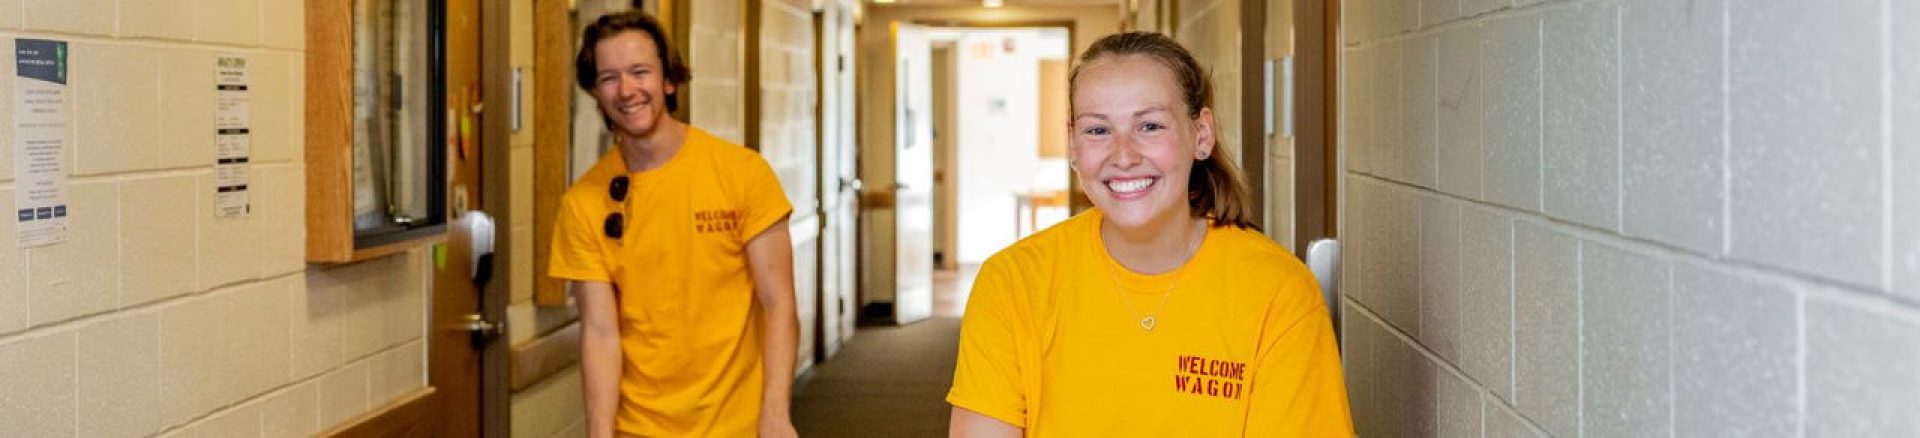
[
  {"xmin": 948, "ymin": 28, "xmax": 1069, "ymax": 264},
  {"xmin": 1342, "ymin": 0, "xmax": 1920, "ymax": 436},
  {"xmin": 0, "ymin": 1, "xmax": 429, "ymax": 435}
]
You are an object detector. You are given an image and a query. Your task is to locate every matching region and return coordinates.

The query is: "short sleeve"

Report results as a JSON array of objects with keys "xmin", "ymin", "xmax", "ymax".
[
  {"xmin": 1243, "ymin": 270, "xmax": 1354, "ymax": 436},
  {"xmin": 945, "ymin": 259, "xmax": 1029, "ymax": 427},
  {"xmin": 735, "ymin": 153, "xmax": 794, "ymax": 242},
  {"xmin": 547, "ymin": 193, "xmax": 611, "ymax": 282}
]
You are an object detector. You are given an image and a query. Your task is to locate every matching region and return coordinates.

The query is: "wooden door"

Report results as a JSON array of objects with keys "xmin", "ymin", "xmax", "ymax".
[{"xmin": 428, "ymin": 0, "xmax": 490, "ymax": 435}]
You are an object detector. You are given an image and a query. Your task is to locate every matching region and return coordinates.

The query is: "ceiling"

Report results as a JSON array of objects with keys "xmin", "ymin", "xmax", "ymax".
[{"xmin": 866, "ymin": 0, "xmax": 1124, "ymax": 6}]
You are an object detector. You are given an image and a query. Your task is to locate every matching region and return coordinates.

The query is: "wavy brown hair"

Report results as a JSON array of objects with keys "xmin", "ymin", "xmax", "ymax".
[
  {"xmin": 574, "ymin": 11, "xmax": 690, "ymax": 112},
  {"xmin": 1070, "ymin": 31, "xmax": 1259, "ymax": 230}
]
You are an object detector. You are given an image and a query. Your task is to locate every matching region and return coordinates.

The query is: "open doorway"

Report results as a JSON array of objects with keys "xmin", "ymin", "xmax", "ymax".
[{"xmin": 926, "ymin": 27, "xmax": 1072, "ymax": 283}]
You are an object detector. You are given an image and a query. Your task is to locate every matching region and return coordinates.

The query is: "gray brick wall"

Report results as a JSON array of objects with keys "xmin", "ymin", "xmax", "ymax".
[{"xmin": 1340, "ymin": 0, "xmax": 1920, "ymax": 435}]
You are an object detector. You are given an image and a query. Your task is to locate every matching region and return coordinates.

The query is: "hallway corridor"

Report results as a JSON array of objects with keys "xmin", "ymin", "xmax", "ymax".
[{"xmin": 791, "ymin": 267, "xmax": 976, "ymax": 437}]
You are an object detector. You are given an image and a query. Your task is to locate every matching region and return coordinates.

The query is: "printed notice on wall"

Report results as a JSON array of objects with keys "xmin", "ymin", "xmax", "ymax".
[
  {"xmin": 214, "ymin": 54, "xmax": 251, "ymax": 217},
  {"xmin": 13, "ymin": 39, "xmax": 71, "ymax": 248}
]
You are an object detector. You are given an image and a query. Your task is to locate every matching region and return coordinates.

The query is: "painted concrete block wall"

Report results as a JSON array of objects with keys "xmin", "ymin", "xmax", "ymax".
[
  {"xmin": 0, "ymin": 2, "xmax": 428, "ymax": 435},
  {"xmin": 505, "ymin": 0, "xmax": 585, "ymax": 435},
  {"xmin": 759, "ymin": 0, "xmax": 822, "ymax": 377},
  {"xmin": 691, "ymin": 0, "xmax": 746, "ymax": 145},
  {"xmin": 1175, "ymin": 0, "xmax": 1242, "ymax": 172},
  {"xmin": 1342, "ymin": 0, "xmax": 1920, "ymax": 435}
]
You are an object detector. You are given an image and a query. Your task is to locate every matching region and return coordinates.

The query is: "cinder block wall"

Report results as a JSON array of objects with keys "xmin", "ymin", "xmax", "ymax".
[
  {"xmin": 1341, "ymin": 0, "xmax": 1920, "ymax": 436},
  {"xmin": 690, "ymin": 0, "xmax": 746, "ymax": 144},
  {"xmin": 0, "ymin": 1, "xmax": 428, "ymax": 436}
]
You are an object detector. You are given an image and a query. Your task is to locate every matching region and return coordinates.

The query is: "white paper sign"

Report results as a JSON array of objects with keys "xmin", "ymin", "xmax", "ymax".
[
  {"xmin": 13, "ymin": 38, "xmax": 70, "ymax": 248},
  {"xmin": 215, "ymin": 54, "xmax": 251, "ymax": 217}
]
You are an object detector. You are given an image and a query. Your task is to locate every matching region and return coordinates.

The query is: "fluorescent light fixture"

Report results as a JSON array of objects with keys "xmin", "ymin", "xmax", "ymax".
[{"xmin": 983, "ymin": 0, "xmax": 1004, "ymax": 7}]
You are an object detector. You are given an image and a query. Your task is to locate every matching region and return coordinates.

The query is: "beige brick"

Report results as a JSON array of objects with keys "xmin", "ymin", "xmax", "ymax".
[
  {"xmin": 30, "ymin": 181, "xmax": 120, "ymax": 326},
  {"xmin": 161, "ymin": 292, "xmax": 237, "ymax": 425},
  {"xmin": 251, "ymin": 53, "xmax": 294, "ymax": 165},
  {"xmin": 290, "ymin": 276, "xmax": 343, "ymax": 379},
  {"xmin": 382, "ymin": 252, "xmax": 426, "ymax": 347},
  {"xmin": 511, "ymin": 147, "xmax": 533, "ymax": 224},
  {"xmin": 511, "ymin": 223, "xmax": 533, "ymax": 302},
  {"xmin": 0, "ymin": 188, "xmax": 26, "ymax": 334},
  {"xmin": 73, "ymin": 42, "xmax": 163, "ymax": 175},
  {"xmin": 0, "ymin": 332, "xmax": 77, "ymax": 436},
  {"xmin": 369, "ymin": 341, "xmax": 424, "ymax": 407},
  {"xmin": 317, "ymin": 361, "xmax": 370, "ymax": 430},
  {"xmin": 232, "ymin": 279, "xmax": 292, "ymax": 397},
  {"xmin": 311, "ymin": 252, "xmax": 411, "ymax": 360},
  {"xmin": 511, "ymin": 365, "xmax": 585, "ymax": 438},
  {"xmin": 23, "ymin": 0, "xmax": 113, "ymax": 35},
  {"xmin": 0, "ymin": 1, "xmax": 18, "ymax": 29},
  {"xmin": 79, "ymin": 311, "xmax": 167, "ymax": 437},
  {"xmin": 160, "ymin": 48, "xmax": 218, "ymax": 170},
  {"xmin": 121, "ymin": 174, "xmax": 198, "ymax": 307},
  {"xmin": 510, "ymin": 301, "xmax": 544, "ymax": 345},
  {"xmin": 197, "ymin": 402, "xmax": 262, "ymax": 438},
  {"xmin": 261, "ymin": 0, "xmax": 304, "ymax": 50},
  {"xmin": 254, "ymin": 165, "xmax": 304, "ymax": 278},
  {"xmin": 289, "ymin": 56, "xmax": 305, "ymax": 163},
  {"xmin": 0, "ymin": 39, "xmax": 13, "ymax": 182},
  {"xmin": 198, "ymin": 171, "xmax": 262, "ymax": 289},
  {"xmin": 195, "ymin": 0, "xmax": 262, "ymax": 46},
  {"xmin": 260, "ymin": 382, "xmax": 320, "ymax": 437},
  {"xmin": 120, "ymin": 0, "xmax": 196, "ymax": 40}
]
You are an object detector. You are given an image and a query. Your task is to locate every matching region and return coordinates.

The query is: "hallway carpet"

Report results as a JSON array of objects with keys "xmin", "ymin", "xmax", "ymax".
[{"xmin": 792, "ymin": 317, "xmax": 962, "ymax": 437}]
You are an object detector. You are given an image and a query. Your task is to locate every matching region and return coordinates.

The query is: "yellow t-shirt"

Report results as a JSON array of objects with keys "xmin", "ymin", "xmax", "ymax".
[
  {"xmin": 548, "ymin": 127, "xmax": 793, "ymax": 437},
  {"xmin": 947, "ymin": 209, "xmax": 1353, "ymax": 437}
]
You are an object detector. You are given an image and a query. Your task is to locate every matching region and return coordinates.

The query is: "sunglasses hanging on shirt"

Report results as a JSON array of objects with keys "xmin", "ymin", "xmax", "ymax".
[{"xmin": 604, "ymin": 175, "xmax": 629, "ymax": 239}]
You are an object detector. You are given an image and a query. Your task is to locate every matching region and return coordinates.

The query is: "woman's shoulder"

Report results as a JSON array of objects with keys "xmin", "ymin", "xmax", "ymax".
[
  {"xmin": 981, "ymin": 209, "xmax": 1100, "ymax": 269},
  {"xmin": 1205, "ymin": 225, "xmax": 1319, "ymax": 295}
]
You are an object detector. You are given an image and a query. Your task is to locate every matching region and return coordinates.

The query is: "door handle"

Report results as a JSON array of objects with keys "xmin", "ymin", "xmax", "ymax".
[
  {"xmin": 465, "ymin": 313, "xmax": 501, "ymax": 347},
  {"xmin": 894, "ymin": 182, "xmax": 911, "ymax": 191},
  {"xmin": 839, "ymin": 177, "xmax": 862, "ymax": 193}
]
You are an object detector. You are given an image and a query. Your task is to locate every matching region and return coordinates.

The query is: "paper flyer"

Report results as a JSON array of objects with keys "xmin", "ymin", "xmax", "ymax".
[
  {"xmin": 215, "ymin": 54, "xmax": 251, "ymax": 217},
  {"xmin": 13, "ymin": 38, "xmax": 70, "ymax": 248}
]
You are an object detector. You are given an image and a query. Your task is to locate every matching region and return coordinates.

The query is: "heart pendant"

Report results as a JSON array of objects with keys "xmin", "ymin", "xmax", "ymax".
[{"xmin": 1140, "ymin": 316, "xmax": 1156, "ymax": 332}]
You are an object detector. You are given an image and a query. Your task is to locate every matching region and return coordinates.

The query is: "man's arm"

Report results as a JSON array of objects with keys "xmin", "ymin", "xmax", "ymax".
[
  {"xmin": 745, "ymin": 218, "xmax": 800, "ymax": 438},
  {"xmin": 950, "ymin": 407, "xmax": 1023, "ymax": 437},
  {"xmin": 574, "ymin": 280, "xmax": 624, "ymax": 438}
]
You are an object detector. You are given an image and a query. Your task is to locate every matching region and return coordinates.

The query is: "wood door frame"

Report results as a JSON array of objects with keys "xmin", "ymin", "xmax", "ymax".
[
  {"xmin": 1291, "ymin": 0, "xmax": 1338, "ymax": 251},
  {"xmin": 478, "ymin": 0, "xmax": 515, "ymax": 434}
]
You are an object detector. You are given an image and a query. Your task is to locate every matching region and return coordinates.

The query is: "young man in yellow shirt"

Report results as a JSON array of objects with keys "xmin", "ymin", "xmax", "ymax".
[
  {"xmin": 549, "ymin": 11, "xmax": 799, "ymax": 438},
  {"xmin": 947, "ymin": 32, "xmax": 1354, "ymax": 437}
]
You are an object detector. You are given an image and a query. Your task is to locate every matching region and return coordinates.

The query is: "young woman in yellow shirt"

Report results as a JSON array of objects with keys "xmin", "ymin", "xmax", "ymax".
[{"xmin": 946, "ymin": 31, "xmax": 1354, "ymax": 437}]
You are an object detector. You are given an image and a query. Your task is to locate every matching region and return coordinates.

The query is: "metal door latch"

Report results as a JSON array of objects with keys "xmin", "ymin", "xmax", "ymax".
[{"xmin": 465, "ymin": 313, "xmax": 500, "ymax": 346}]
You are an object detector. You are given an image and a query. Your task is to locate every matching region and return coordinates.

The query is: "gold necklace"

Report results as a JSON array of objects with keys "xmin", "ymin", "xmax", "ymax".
[{"xmin": 1103, "ymin": 221, "xmax": 1205, "ymax": 333}]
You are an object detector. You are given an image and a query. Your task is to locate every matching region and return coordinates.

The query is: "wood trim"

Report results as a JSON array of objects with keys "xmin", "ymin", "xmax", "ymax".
[
  {"xmin": 351, "ymin": 234, "xmax": 447, "ymax": 262},
  {"xmin": 1241, "ymin": 0, "xmax": 1266, "ymax": 229},
  {"xmin": 666, "ymin": 0, "xmax": 694, "ymax": 122},
  {"xmin": 1323, "ymin": 0, "xmax": 1340, "ymax": 239},
  {"xmin": 1292, "ymin": 0, "xmax": 1335, "ymax": 251},
  {"xmin": 744, "ymin": 0, "xmax": 763, "ymax": 151},
  {"xmin": 304, "ymin": 0, "xmax": 449, "ymax": 265},
  {"xmin": 322, "ymin": 388, "xmax": 438, "ymax": 437},
  {"xmin": 859, "ymin": 191, "xmax": 895, "ymax": 209},
  {"xmin": 510, "ymin": 322, "xmax": 582, "ymax": 392},
  {"xmin": 533, "ymin": 0, "xmax": 572, "ymax": 306},
  {"xmin": 305, "ymin": 0, "xmax": 354, "ymax": 263}
]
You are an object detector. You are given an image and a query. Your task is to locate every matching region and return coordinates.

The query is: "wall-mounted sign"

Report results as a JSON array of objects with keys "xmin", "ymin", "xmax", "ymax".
[
  {"xmin": 14, "ymin": 38, "xmax": 70, "ymax": 248},
  {"xmin": 215, "ymin": 54, "xmax": 251, "ymax": 217}
]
